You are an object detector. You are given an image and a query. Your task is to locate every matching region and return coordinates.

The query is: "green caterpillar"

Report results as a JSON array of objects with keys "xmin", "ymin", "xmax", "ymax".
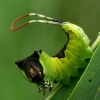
[{"xmin": 11, "ymin": 13, "xmax": 93, "ymax": 94}]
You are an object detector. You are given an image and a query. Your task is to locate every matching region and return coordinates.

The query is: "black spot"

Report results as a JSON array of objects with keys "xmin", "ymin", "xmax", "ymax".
[{"xmin": 88, "ymin": 79, "xmax": 92, "ymax": 82}]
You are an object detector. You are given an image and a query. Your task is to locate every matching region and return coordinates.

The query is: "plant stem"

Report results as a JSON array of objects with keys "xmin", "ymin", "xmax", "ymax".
[
  {"xmin": 91, "ymin": 32, "xmax": 100, "ymax": 51},
  {"xmin": 45, "ymin": 83, "xmax": 63, "ymax": 100}
]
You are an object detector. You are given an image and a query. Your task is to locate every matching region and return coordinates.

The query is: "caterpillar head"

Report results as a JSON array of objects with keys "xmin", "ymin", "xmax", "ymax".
[{"xmin": 15, "ymin": 51, "xmax": 52, "ymax": 94}]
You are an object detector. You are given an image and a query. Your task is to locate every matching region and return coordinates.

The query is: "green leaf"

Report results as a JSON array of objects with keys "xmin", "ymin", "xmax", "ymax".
[{"xmin": 50, "ymin": 43, "xmax": 100, "ymax": 100}]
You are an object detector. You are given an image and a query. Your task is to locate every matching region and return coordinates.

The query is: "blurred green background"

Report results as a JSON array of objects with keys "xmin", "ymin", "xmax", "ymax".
[{"xmin": 0, "ymin": 0, "xmax": 100, "ymax": 100}]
